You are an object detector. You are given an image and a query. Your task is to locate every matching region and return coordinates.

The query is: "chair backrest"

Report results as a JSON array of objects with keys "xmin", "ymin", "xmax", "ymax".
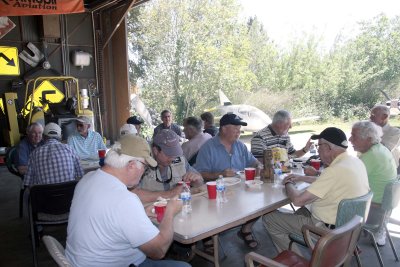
[
  {"xmin": 42, "ymin": 235, "xmax": 73, "ymax": 267},
  {"xmin": 335, "ymin": 191, "xmax": 373, "ymax": 228},
  {"xmin": 310, "ymin": 215, "xmax": 363, "ymax": 267},
  {"xmin": 381, "ymin": 179, "xmax": 400, "ymax": 212},
  {"xmin": 5, "ymin": 146, "xmax": 23, "ymax": 178},
  {"xmin": 29, "ymin": 181, "xmax": 78, "ymax": 219}
]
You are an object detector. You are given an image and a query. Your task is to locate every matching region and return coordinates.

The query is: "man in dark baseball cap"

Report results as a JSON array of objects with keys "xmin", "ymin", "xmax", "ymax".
[
  {"xmin": 127, "ymin": 115, "xmax": 144, "ymax": 135},
  {"xmin": 263, "ymin": 126, "xmax": 369, "ymax": 254},
  {"xmin": 219, "ymin": 113, "xmax": 248, "ymax": 127},
  {"xmin": 311, "ymin": 127, "xmax": 349, "ymax": 148}
]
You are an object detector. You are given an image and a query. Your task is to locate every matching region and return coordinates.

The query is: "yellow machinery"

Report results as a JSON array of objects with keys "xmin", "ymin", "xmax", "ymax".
[
  {"xmin": 1, "ymin": 76, "xmax": 94, "ymax": 146},
  {"xmin": 23, "ymin": 76, "xmax": 93, "ymax": 125},
  {"xmin": 1, "ymin": 92, "xmax": 20, "ymax": 146}
]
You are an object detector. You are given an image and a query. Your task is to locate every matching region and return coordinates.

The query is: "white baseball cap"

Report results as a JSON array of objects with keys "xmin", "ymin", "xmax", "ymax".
[
  {"xmin": 44, "ymin": 122, "xmax": 62, "ymax": 139},
  {"xmin": 120, "ymin": 123, "xmax": 137, "ymax": 136}
]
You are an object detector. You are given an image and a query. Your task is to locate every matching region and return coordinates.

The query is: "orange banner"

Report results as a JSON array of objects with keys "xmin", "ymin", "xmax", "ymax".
[{"xmin": 0, "ymin": 0, "xmax": 85, "ymax": 16}]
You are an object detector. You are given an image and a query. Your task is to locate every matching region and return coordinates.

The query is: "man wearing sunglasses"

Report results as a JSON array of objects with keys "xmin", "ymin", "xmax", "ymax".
[
  {"xmin": 132, "ymin": 129, "xmax": 203, "ymax": 203},
  {"xmin": 67, "ymin": 115, "xmax": 106, "ymax": 160},
  {"xmin": 263, "ymin": 127, "xmax": 369, "ymax": 255}
]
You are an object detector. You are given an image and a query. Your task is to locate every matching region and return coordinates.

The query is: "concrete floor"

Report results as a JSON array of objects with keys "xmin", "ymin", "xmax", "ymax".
[{"xmin": 1, "ymin": 166, "xmax": 399, "ymax": 267}]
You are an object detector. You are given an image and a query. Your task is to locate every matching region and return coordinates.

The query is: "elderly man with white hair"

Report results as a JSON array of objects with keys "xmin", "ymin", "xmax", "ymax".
[
  {"xmin": 16, "ymin": 122, "xmax": 45, "ymax": 175},
  {"xmin": 264, "ymin": 127, "xmax": 369, "ymax": 255},
  {"xmin": 66, "ymin": 135, "xmax": 189, "ymax": 267},
  {"xmin": 67, "ymin": 115, "xmax": 106, "ymax": 160},
  {"xmin": 370, "ymin": 104, "xmax": 400, "ymax": 167},
  {"xmin": 350, "ymin": 120, "xmax": 397, "ymax": 246}
]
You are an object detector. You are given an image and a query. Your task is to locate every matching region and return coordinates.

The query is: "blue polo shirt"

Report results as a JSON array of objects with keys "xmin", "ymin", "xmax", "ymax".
[
  {"xmin": 16, "ymin": 138, "xmax": 45, "ymax": 167},
  {"xmin": 194, "ymin": 135, "xmax": 257, "ymax": 173},
  {"xmin": 67, "ymin": 130, "xmax": 106, "ymax": 160}
]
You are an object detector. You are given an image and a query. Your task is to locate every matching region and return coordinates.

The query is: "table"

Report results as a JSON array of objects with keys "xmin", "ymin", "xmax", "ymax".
[
  {"xmin": 79, "ymin": 159, "xmax": 100, "ymax": 173},
  {"xmin": 172, "ymin": 180, "xmax": 295, "ymax": 266}
]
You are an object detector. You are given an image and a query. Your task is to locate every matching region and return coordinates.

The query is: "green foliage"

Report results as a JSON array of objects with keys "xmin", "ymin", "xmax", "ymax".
[{"xmin": 127, "ymin": 2, "xmax": 400, "ymax": 123}]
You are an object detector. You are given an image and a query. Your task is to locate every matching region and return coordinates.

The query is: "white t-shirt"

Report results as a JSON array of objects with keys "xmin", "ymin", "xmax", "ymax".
[{"xmin": 66, "ymin": 169, "xmax": 159, "ymax": 267}]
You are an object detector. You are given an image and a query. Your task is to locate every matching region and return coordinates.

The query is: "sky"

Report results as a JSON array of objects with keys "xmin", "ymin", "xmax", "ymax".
[{"xmin": 239, "ymin": 0, "xmax": 400, "ymax": 50}]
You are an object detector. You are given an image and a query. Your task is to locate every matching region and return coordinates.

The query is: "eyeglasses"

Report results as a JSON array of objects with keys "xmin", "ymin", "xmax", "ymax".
[
  {"xmin": 76, "ymin": 123, "xmax": 85, "ymax": 127},
  {"xmin": 316, "ymin": 143, "xmax": 331, "ymax": 150}
]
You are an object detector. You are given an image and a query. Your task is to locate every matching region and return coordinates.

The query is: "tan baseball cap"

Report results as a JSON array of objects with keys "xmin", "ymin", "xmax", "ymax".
[{"xmin": 118, "ymin": 135, "xmax": 157, "ymax": 167}]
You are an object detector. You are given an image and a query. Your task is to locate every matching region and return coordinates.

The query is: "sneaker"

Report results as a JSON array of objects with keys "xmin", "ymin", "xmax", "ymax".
[{"xmin": 375, "ymin": 228, "xmax": 386, "ymax": 247}]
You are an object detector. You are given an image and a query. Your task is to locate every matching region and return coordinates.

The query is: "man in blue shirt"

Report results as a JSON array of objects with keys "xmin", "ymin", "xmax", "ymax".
[
  {"xmin": 195, "ymin": 113, "xmax": 260, "ymax": 180},
  {"xmin": 16, "ymin": 122, "xmax": 45, "ymax": 175},
  {"xmin": 67, "ymin": 116, "xmax": 106, "ymax": 160},
  {"xmin": 195, "ymin": 113, "xmax": 261, "ymax": 249}
]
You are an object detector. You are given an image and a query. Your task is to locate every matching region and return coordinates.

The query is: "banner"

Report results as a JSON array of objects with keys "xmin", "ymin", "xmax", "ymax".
[{"xmin": 0, "ymin": 0, "xmax": 85, "ymax": 16}]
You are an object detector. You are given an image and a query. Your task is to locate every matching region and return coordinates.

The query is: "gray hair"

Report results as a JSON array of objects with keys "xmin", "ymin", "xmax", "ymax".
[
  {"xmin": 184, "ymin": 117, "xmax": 202, "ymax": 132},
  {"xmin": 26, "ymin": 122, "xmax": 44, "ymax": 134},
  {"xmin": 104, "ymin": 149, "xmax": 143, "ymax": 169},
  {"xmin": 372, "ymin": 104, "xmax": 390, "ymax": 116},
  {"xmin": 352, "ymin": 120, "xmax": 382, "ymax": 144},
  {"xmin": 272, "ymin": 110, "xmax": 292, "ymax": 124}
]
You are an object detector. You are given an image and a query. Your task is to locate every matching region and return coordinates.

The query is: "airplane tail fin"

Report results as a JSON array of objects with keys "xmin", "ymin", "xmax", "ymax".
[
  {"xmin": 219, "ymin": 90, "xmax": 232, "ymax": 106},
  {"xmin": 131, "ymin": 94, "xmax": 154, "ymax": 127}
]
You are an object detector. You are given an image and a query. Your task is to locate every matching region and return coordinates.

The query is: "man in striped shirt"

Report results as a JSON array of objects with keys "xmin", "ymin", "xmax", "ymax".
[
  {"xmin": 67, "ymin": 116, "xmax": 106, "ymax": 160},
  {"xmin": 251, "ymin": 110, "xmax": 312, "ymax": 160},
  {"xmin": 24, "ymin": 123, "xmax": 83, "ymax": 186}
]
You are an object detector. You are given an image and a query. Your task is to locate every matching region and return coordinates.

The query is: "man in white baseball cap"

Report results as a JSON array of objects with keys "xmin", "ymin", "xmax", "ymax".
[
  {"xmin": 24, "ymin": 122, "xmax": 83, "ymax": 186},
  {"xmin": 67, "ymin": 115, "xmax": 106, "ymax": 160}
]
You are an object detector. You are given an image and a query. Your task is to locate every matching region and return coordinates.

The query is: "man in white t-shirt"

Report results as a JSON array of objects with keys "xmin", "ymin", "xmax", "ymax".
[{"xmin": 65, "ymin": 135, "xmax": 190, "ymax": 267}]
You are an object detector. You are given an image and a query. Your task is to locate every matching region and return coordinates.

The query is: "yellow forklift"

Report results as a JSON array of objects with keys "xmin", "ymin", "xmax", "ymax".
[{"xmin": 1, "ymin": 76, "xmax": 93, "ymax": 146}]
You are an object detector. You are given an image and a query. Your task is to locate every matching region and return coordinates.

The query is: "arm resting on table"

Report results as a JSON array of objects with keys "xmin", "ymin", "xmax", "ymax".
[{"xmin": 285, "ymin": 183, "xmax": 318, "ymax": 207}]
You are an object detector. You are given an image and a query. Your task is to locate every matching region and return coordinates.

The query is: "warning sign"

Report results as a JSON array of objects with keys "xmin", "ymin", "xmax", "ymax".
[
  {"xmin": 0, "ymin": 46, "xmax": 19, "ymax": 75},
  {"xmin": 22, "ymin": 80, "xmax": 65, "ymax": 116}
]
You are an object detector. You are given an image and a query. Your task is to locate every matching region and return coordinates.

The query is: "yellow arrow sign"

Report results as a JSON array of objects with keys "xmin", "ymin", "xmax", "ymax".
[
  {"xmin": 0, "ymin": 46, "xmax": 19, "ymax": 76},
  {"xmin": 22, "ymin": 80, "xmax": 65, "ymax": 116}
]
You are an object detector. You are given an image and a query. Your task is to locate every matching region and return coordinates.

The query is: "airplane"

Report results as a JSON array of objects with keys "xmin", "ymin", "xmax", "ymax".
[{"xmin": 206, "ymin": 90, "xmax": 319, "ymax": 133}]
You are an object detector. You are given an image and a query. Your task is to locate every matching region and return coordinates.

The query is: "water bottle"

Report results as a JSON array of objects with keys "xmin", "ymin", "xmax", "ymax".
[
  {"xmin": 216, "ymin": 175, "xmax": 227, "ymax": 204},
  {"xmin": 180, "ymin": 184, "xmax": 192, "ymax": 215},
  {"xmin": 310, "ymin": 143, "xmax": 316, "ymax": 155}
]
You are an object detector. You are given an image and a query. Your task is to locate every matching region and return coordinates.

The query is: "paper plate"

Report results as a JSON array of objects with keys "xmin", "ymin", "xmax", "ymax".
[
  {"xmin": 223, "ymin": 177, "xmax": 241, "ymax": 186},
  {"xmin": 245, "ymin": 180, "xmax": 264, "ymax": 188}
]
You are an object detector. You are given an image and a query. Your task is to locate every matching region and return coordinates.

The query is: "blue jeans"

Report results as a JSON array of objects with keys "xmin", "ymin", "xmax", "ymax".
[{"xmin": 137, "ymin": 258, "xmax": 191, "ymax": 267}]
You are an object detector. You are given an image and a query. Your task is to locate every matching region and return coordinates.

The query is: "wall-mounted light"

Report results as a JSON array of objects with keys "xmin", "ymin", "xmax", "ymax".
[{"xmin": 71, "ymin": 51, "xmax": 91, "ymax": 69}]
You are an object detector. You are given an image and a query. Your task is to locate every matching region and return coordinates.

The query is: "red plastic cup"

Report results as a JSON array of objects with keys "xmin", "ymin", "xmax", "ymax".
[
  {"xmin": 310, "ymin": 159, "xmax": 321, "ymax": 170},
  {"xmin": 154, "ymin": 201, "xmax": 167, "ymax": 223},
  {"xmin": 245, "ymin": 167, "xmax": 256, "ymax": 180},
  {"xmin": 98, "ymin": 149, "xmax": 106, "ymax": 159},
  {"xmin": 206, "ymin": 181, "xmax": 217, "ymax": 199}
]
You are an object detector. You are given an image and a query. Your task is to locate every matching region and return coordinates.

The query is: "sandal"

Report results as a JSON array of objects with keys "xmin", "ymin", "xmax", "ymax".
[{"xmin": 237, "ymin": 230, "xmax": 258, "ymax": 249}]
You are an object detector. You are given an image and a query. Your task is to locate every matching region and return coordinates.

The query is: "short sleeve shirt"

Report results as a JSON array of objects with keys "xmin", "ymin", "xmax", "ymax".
[
  {"xmin": 195, "ymin": 135, "xmax": 257, "ymax": 174},
  {"xmin": 307, "ymin": 152, "xmax": 369, "ymax": 224},
  {"xmin": 67, "ymin": 130, "xmax": 106, "ymax": 160},
  {"xmin": 359, "ymin": 143, "xmax": 397, "ymax": 203},
  {"xmin": 251, "ymin": 125, "xmax": 295, "ymax": 158}
]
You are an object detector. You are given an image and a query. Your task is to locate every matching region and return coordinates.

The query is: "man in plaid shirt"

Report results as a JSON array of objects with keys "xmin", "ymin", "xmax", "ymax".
[{"xmin": 24, "ymin": 123, "xmax": 83, "ymax": 186}]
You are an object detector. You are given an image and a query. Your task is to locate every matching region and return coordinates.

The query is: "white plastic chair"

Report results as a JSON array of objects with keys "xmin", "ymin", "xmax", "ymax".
[{"xmin": 42, "ymin": 235, "xmax": 73, "ymax": 267}]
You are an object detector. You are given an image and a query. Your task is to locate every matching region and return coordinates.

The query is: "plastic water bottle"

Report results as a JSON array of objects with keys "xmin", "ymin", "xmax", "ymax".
[
  {"xmin": 310, "ymin": 143, "xmax": 316, "ymax": 155},
  {"xmin": 216, "ymin": 175, "xmax": 227, "ymax": 204},
  {"xmin": 180, "ymin": 184, "xmax": 192, "ymax": 215}
]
